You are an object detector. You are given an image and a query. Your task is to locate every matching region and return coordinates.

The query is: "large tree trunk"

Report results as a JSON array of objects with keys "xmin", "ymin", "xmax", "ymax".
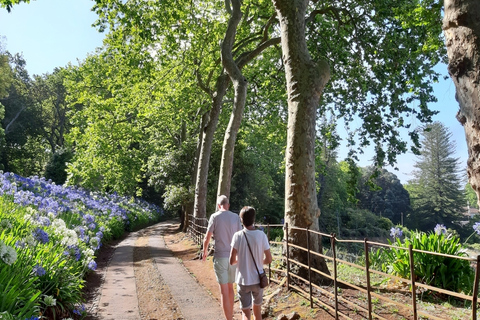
[
  {"xmin": 217, "ymin": 0, "xmax": 248, "ymax": 198},
  {"xmin": 272, "ymin": 0, "xmax": 331, "ymax": 282},
  {"xmin": 443, "ymin": 0, "xmax": 480, "ymax": 206},
  {"xmin": 193, "ymin": 73, "xmax": 229, "ymax": 222}
]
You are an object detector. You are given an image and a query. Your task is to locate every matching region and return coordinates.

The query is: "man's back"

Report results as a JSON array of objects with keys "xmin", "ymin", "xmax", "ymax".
[{"xmin": 207, "ymin": 210, "xmax": 242, "ymax": 258}]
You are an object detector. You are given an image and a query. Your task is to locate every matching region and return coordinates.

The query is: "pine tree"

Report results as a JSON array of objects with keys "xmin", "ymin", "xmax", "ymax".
[{"xmin": 407, "ymin": 122, "xmax": 464, "ymax": 231}]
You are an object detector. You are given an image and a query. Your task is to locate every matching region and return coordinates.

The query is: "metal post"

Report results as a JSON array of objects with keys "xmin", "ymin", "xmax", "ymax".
[
  {"xmin": 472, "ymin": 255, "xmax": 480, "ymax": 320},
  {"xmin": 267, "ymin": 223, "xmax": 271, "ymax": 280},
  {"xmin": 408, "ymin": 244, "xmax": 417, "ymax": 319},
  {"xmin": 285, "ymin": 222, "xmax": 290, "ymax": 290},
  {"xmin": 364, "ymin": 239, "xmax": 372, "ymax": 320},
  {"xmin": 331, "ymin": 234, "xmax": 339, "ymax": 320},
  {"xmin": 306, "ymin": 227, "xmax": 312, "ymax": 308}
]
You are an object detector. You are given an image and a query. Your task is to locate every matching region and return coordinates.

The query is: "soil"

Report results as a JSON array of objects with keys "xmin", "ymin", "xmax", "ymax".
[{"xmin": 82, "ymin": 222, "xmax": 473, "ymax": 320}]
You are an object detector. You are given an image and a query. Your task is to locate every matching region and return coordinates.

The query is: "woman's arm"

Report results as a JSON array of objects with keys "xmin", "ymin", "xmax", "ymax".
[
  {"xmin": 263, "ymin": 249, "xmax": 272, "ymax": 265},
  {"xmin": 229, "ymin": 247, "xmax": 238, "ymax": 265}
]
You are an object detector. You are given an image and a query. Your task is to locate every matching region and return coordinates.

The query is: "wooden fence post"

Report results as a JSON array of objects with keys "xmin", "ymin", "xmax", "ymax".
[
  {"xmin": 408, "ymin": 244, "xmax": 417, "ymax": 319},
  {"xmin": 364, "ymin": 239, "xmax": 372, "ymax": 320}
]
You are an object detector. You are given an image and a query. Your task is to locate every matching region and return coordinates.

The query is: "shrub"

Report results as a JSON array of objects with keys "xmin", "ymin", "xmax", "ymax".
[{"xmin": 370, "ymin": 225, "xmax": 474, "ymax": 294}]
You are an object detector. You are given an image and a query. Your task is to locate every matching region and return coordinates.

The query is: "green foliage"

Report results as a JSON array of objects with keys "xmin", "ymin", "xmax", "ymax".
[
  {"xmin": 370, "ymin": 229, "xmax": 474, "ymax": 294},
  {"xmin": 339, "ymin": 209, "xmax": 393, "ymax": 238},
  {"xmin": 0, "ymin": 55, "xmax": 70, "ymax": 178},
  {"xmin": 0, "ymin": 234, "xmax": 41, "ymax": 319},
  {"xmin": 307, "ymin": 0, "xmax": 446, "ymax": 169},
  {"xmin": 357, "ymin": 166, "xmax": 411, "ymax": 225},
  {"xmin": 464, "ymin": 183, "xmax": 478, "ymax": 209},
  {"xmin": 0, "ymin": 50, "xmax": 13, "ymax": 98},
  {"xmin": 0, "ymin": 0, "xmax": 30, "ymax": 12},
  {"xmin": 264, "ymin": 226, "xmax": 283, "ymax": 242},
  {"xmin": 44, "ymin": 148, "xmax": 73, "ymax": 185}
]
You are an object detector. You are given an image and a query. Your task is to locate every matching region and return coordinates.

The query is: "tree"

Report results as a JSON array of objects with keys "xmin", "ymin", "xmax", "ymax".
[
  {"xmin": 217, "ymin": 0, "xmax": 280, "ymax": 199},
  {"xmin": 0, "ymin": 40, "xmax": 12, "ymax": 167},
  {"xmin": 357, "ymin": 167, "xmax": 411, "ymax": 225},
  {"xmin": 0, "ymin": 53, "xmax": 48, "ymax": 175},
  {"xmin": 272, "ymin": 0, "xmax": 331, "ymax": 280},
  {"xmin": 407, "ymin": 122, "xmax": 464, "ymax": 231},
  {"xmin": 443, "ymin": 0, "xmax": 480, "ymax": 207},
  {"xmin": 271, "ymin": 0, "xmax": 445, "ymax": 281},
  {"xmin": 31, "ymin": 69, "xmax": 69, "ymax": 155}
]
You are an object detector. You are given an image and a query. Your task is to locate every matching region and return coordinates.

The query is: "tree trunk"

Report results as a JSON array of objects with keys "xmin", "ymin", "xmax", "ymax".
[
  {"xmin": 217, "ymin": 0, "xmax": 248, "ymax": 198},
  {"xmin": 443, "ymin": 0, "xmax": 480, "ymax": 206},
  {"xmin": 193, "ymin": 73, "xmax": 229, "ymax": 222},
  {"xmin": 272, "ymin": 0, "xmax": 331, "ymax": 282},
  {"xmin": 183, "ymin": 110, "xmax": 210, "ymax": 232}
]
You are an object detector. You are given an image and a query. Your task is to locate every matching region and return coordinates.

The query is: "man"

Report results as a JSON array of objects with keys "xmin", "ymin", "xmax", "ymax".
[
  {"xmin": 203, "ymin": 195, "xmax": 242, "ymax": 320},
  {"xmin": 229, "ymin": 206, "xmax": 272, "ymax": 320}
]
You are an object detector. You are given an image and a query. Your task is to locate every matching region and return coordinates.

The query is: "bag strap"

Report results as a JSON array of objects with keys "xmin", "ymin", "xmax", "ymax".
[{"xmin": 243, "ymin": 230, "xmax": 261, "ymax": 275}]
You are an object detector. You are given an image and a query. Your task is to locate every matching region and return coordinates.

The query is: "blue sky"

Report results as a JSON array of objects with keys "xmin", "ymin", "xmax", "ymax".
[{"xmin": 0, "ymin": 0, "xmax": 468, "ymax": 185}]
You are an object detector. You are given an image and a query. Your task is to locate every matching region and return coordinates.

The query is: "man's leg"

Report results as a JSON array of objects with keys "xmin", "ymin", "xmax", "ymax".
[
  {"xmin": 219, "ymin": 283, "xmax": 234, "ymax": 320},
  {"xmin": 241, "ymin": 307, "xmax": 252, "ymax": 320},
  {"xmin": 228, "ymin": 282, "xmax": 235, "ymax": 317}
]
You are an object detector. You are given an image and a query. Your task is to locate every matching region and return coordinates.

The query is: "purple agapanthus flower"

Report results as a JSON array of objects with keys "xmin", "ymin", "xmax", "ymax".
[
  {"xmin": 434, "ymin": 224, "xmax": 447, "ymax": 235},
  {"xmin": 33, "ymin": 264, "xmax": 46, "ymax": 276},
  {"xmin": 73, "ymin": 303, "xmax": 86, "ymax": 315},
  {"xmin": 39, "ymin": 216, "xmax": 51, "ymax": 227},
  {"xmin": 390, "ymin": 227, "xmax": 403, "ymax": 238},
  {"xmin": 15, "ymin": 240, "xmax": 26, "ymax": 248},
  {"xmin": 33, "ymin": 228, "xmax": 49, "ymax": 244},
  {"xmin": 473, "ymin": 222, "xmax": 480, "ymax": 235},
  {"xmin": 88, "ymin": 260, "xmax": 97, "ymax": 271},
  {"xmin": 83, "ymin": 214, "xmax": 95, "ymax": 224}
]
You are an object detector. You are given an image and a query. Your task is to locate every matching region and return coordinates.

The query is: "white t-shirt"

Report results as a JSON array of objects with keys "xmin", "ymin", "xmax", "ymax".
[
  {"xmin": 231, "ymin": 228, "xmax": 270, "ymax": 286},
  {"xmin": 207, "ymin": 210, "xmax": 242, "ymax": 258}
]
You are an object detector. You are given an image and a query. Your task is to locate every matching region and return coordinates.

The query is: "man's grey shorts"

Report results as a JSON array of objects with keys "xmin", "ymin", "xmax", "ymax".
[
  {"xmin": 213, "ymin": 257, "xmax": 236, "ymax": 284},
  {"xmin": 237, "ymin": 283, "xmax": 263, "ymax": 309}
]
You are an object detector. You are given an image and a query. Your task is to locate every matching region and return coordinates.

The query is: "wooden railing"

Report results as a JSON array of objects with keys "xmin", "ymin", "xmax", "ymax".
[
  {"xmin": 187, "ymin": 217, "xmax": 480, "ymax": 319},
  {"xmin": 187, "ymin": 214, "xmax": 208, "ymax": 246}
]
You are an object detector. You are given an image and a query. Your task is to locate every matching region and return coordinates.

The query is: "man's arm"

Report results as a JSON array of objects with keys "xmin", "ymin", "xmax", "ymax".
[
  {"xmin": 229, "ymin": 247, "xmax": 238, "ymax": 265},
  {"xmin": 202, "ymin": 231, "xmax": 213, "ymax": 261},
  {"xmin": 263, "ymin": 249, "xmax": 272, "ymax": 265}
]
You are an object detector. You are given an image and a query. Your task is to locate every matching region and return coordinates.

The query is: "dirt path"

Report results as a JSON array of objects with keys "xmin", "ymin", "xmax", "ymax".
[
  {"xmin": 84, "ymin": 221, "xmax": 234, "ymax": 320},
  {"xmin": 83, "ymin": 220, "xmax": 337, "ymax": 320}
]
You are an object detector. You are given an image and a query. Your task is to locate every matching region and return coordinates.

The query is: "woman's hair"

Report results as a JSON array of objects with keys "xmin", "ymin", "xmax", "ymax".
[{"xmin": 239, "ymin": 206, "xmax": 256, "ymax": 227}]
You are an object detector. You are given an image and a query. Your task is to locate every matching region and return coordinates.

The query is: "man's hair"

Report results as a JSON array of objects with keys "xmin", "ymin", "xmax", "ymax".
[
  {"xmin": 239, "ymin": 206, "xmax": 256, "ymax": 227},
  {"xmin": 217, "ymin": 195, "xmax": 229, "ymax": 206}
]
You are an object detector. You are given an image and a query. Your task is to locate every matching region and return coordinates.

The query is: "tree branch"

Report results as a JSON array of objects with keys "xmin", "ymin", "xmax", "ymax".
[{"xmin": 237, "ymin": 37, "xmax": 281, "ymax": 69}]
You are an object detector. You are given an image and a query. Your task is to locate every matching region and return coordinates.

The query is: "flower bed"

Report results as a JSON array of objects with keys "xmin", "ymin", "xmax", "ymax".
[{"xmin": 0, "ymin": 172, "xmax": 163, "ymax": 320}]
